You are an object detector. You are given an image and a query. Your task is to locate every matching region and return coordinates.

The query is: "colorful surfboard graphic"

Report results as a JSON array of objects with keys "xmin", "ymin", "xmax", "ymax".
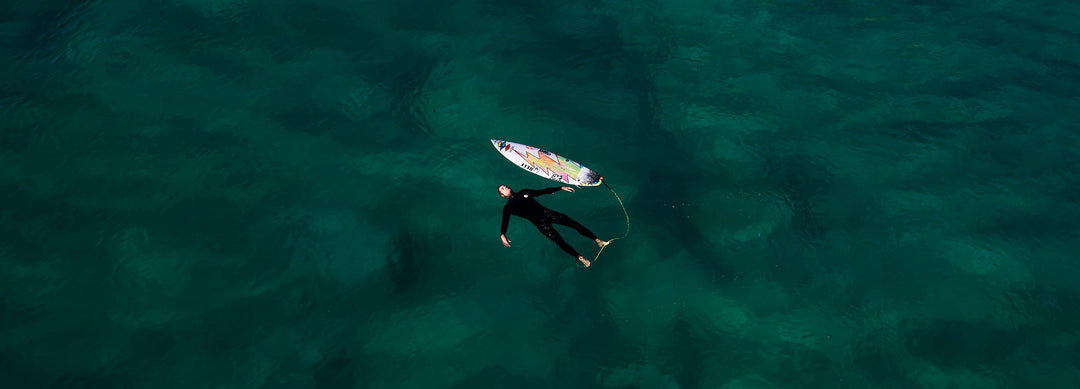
[{"xmin": 491, "ymin": 139, "xmax": 602, "ymax": 186}]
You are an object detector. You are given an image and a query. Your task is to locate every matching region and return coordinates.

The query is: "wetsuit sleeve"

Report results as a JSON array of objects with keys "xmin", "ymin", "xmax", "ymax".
[
  {"xmin": 529, "ymin": 187, "xmax": 563, "ymax": 196},
  {"xmin": 500, "ymin": 203, "xmax": 511, "ymax": 235}
]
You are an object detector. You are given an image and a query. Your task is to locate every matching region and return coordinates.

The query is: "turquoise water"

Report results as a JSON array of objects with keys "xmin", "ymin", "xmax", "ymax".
[{"xmin": 3, "ymin": 0, "xmax": 1079, "ymax": 387}]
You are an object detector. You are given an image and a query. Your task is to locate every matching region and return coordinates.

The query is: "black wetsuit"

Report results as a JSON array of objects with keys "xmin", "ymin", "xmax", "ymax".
[{"xmin": 501, "ymin": 187, "xmax": 599, "ymax": 259}]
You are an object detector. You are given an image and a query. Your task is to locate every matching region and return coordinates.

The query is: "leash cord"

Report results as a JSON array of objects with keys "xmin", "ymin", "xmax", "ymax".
[{"xmin": 592, "ymin": 180, "xmax": 629, "ymax": 263}]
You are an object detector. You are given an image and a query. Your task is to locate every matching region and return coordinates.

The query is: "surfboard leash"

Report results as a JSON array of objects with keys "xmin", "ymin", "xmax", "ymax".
[{"xmin": 592, "ymin": 179, "xmax": 630, "ymax": 263}]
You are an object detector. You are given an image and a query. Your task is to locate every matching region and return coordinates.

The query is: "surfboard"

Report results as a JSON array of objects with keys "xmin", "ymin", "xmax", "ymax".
[{"xmin": 491, "ymin": 139, "xmax": 603, "ymax": 186}]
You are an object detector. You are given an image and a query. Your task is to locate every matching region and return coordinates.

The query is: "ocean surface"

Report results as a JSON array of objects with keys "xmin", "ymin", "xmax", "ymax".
[{"xmin": 2, "ymin": 0, "xmax": 1079, "ymax": 388}]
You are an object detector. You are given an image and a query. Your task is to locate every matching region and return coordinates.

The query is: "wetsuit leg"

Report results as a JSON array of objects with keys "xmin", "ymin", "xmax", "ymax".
[
  {"xmin": 548, "ymin": 211, "xmax": 599, "ymax": 240},
  {"xmin": 533, "ymin": 220, "xmax": 581, "ymax": 258}
]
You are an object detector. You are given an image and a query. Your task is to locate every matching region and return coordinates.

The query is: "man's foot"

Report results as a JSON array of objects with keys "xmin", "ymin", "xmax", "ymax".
[
  {"xmin": 578, "ymin": 256, "xmax": 591, "ymax": 268},
  {"xmin": 596, "ymin": 239, "xmax": 610, "ymax": 248}
]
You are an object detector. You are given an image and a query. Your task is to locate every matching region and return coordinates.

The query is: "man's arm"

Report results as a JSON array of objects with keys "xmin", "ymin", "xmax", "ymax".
[
  {"xmin": 500, "ymin": 203, "xmax": 511, "ymax": 235},
  {"xmin": 523, "ymin": 187, "xmax": 575, "ymax": 197},
  {"xmin": 500, "ymin": 204, "xmax": 512, "ymax": 247}
]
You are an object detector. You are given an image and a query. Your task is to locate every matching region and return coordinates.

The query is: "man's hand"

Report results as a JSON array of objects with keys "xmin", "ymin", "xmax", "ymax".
[
  {"xmin": 501, "ymin": 234, "xmax": 512, "ymax": 247},
  {"xmin": 560, "ymin": 186, "xmax": 575, "ymax": 193}
]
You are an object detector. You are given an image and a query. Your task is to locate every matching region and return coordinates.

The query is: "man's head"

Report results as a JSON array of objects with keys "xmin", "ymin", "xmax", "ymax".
[{"xmin": 498, "ymin": 185, "xmax": 513, "ymax": 198}]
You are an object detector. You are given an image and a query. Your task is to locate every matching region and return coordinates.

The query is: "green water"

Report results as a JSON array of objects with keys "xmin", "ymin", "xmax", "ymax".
[{"xmin": 2, "ymin": 0, "xmax": 1079, "ymax": 388}]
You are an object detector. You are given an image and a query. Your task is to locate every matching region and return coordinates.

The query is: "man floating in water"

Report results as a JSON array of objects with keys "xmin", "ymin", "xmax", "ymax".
[{"xmin": 498, "ymin": 185, "xmax": 608, "ymax": 268}]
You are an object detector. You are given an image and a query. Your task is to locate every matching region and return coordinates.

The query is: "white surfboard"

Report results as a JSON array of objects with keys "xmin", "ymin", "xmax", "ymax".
[{"xmin": 491, "ymin": 139, "xmax": 602, "ymax": 186}]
